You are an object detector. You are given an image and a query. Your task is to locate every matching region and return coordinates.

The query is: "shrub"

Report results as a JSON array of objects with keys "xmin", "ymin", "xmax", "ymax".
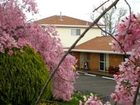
[
  {"xmin": 108, "ymin": 66, "xmax": 119, "ymax": 75},
  {"xmin": 0, "ymin": 46, "xmax": 52, "ymax": 105}
]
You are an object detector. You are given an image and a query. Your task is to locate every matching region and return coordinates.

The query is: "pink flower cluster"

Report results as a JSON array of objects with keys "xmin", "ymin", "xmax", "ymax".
[
  {"xmin": 112, "ymin": 14, "xmax": 140, "ymax": 105},
  {"xmin": 0, "ymin": 0, "xmax": 37, "ymax": 53},
  {"xmin": 0, "ymin": 32, "xmax": 18, "ymax": 53},
  {"xmin": 22, "ymin": 24, "xmax": 77, "ymax": 101},
  {"xmin": 0, "ymin": 0, "xmax": 77, "ymax": 101},
  {"xmin": 53, "ymin": 55, "xmax": 77, "ymax": 101},
  {"xmin": 111, "ymin": 58, "xmax": 140, "ymax": 105},
  {"xmin": 79, "ymin": 94, "xmax": 111, "ymax": 105},
  {"xmin": 112, "ymin": 14, "xmax": 140, "ymax": 52}
]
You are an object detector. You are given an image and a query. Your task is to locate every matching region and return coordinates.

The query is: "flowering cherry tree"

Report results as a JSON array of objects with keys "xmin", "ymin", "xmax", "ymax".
[
  {"xmin": 79, "ymin": 14, "xmax": 140, "ymax": 105},
  {"xmin": 0, "ymin": 0, "xmax": 76, "ymax": 102},
  {"xmin": 1, "ymin": 0, "xmax": 140, "ymax": 104},
  {"xmin": 111, "ymin": 14, "xmax": 140, "ymax": 105},
  {"xmin": 20, "ymin": 24, "xmax": 77, "ymax": 101}
]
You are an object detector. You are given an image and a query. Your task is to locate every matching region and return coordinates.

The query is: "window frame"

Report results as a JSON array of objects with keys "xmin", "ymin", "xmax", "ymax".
[{"xmin": 71, "ymin": 28, "xmax": 81, "ymax": 36}]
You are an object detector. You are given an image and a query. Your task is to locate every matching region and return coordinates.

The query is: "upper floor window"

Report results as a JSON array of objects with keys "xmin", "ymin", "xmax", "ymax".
[{"xmin": 71, "ymin": 28, "xmax": 81, "ymax": 36}]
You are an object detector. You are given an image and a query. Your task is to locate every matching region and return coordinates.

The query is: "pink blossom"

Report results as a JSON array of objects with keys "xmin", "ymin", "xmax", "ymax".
[
  {"xmin": 112, "ymin": 14, "xmax": 140, "ymax": 105},
  {"xmin": 0, "ymin": 32, "xmax": 18, "ymax": 53},
  {"xmin": 0, "ymin": 0, "xmax": 77, "ymax": 101},
  {"xmin": 18, "ymin": 24, "xmax": 77, "ymax": 101},
  {"xmin": 7, "ymin": 50, "xmax": 14, "ymax": 55},
  {"xmin": 79, "ymin": 95, "xmax": 110, "ymax": 105},
  {"xmin": 112, "ymin": 14, "xmax": 140, "ymax": 52}
]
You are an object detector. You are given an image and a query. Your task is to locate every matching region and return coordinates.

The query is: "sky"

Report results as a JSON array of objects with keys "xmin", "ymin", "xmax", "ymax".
[{"xmin": 32, "ymin": 0, "xmax": 140, "ymax": 21}]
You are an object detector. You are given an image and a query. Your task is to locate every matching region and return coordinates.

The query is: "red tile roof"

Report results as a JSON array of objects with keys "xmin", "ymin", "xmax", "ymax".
[
  {"xmin": 35, "ymin": 15, "xmax": 92, "ymax": 25},
  {"xmin": 75, "ymin": 36, "xmax": 113, "ymax": 51}
]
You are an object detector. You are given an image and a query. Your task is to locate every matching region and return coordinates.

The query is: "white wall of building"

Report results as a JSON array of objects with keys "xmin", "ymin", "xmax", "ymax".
[{"xmin": 56, "ymin": 26, "xmax": 102, "ymax": 47}]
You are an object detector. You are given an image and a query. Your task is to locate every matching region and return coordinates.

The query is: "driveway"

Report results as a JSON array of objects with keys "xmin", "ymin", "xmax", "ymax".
[
  {"xmin": 74, "ymin": 73, "xmax": 116, "ymax": 102},
  {"xmin": 74, "ymin": 73, "xmax": 140, "ymax": 104}
]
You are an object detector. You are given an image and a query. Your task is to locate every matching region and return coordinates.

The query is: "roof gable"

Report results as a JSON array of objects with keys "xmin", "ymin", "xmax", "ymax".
[{"xmin": 35, "ymin": 15, "xmax": 92, "ymax": 26}]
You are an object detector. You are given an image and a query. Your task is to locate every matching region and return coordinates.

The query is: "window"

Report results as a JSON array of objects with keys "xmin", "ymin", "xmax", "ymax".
[
  {"xmin": 100, "ymin": 53, "xmax": 106, "ymax": 71},
  {"xmin": 71, "ymin": 28, "xmax": 81, "ymax": 36}
]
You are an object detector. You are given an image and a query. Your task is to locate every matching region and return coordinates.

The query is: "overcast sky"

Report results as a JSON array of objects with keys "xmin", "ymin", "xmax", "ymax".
[{"xmin": 32, "ymin": 0, "xmax": 140, "ymax": 21}]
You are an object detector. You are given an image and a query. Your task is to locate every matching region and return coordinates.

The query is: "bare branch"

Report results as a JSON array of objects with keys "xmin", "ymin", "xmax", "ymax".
[
  {"xmin": 96, "ymin": 24, "xmax": 135, "ymax": 64},
  {"xmin": 56, "ymin": 72, "xmax": 74, "ymax": 82},
  {"xmin": 35, "ymin": 0, "xmax": 120, "ymax": 104},
  {"xmin": 92, "ymin": 0, "xmax": 110, "ymax": 13},
  {"xmin": 133, "ymin": 80, "xmax": 140, "ymax": 105},
  {"xmin": 114, "ymin": 101, "xmax": 117, "ymax": 105},
  {"xmin": 96, "ymin": 24, "xmax": 127, "ymax": 54},
  {"xmin": 124, "ymin": 0, "xmax": 132, "ymax": 35}
]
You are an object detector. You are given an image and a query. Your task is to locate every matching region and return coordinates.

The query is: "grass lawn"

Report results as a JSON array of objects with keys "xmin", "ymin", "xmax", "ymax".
[{"xmin": 40, "ymin": 91, "xmax": 85, "ymax": 105}]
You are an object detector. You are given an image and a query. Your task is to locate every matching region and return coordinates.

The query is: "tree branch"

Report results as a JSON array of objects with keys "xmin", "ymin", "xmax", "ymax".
[
  {"xmin": 35, "ymin": 0, "xmax": 120, "ymax": 104},
  {"xmin": 92, "ymin": 0, "xmax": 110, "ymax": 13},
  {"xmin": 114, "ymin": 101, "xmax": 117, "ymax": 105},
  {"xmin": 124, "ymin": 0, "xmax": 132, "ymax": 35},
  {"xmin": 96, "ymin": 23, "xmax": 135, "ymax": 65},
  {"xmin": 133, "ymin": 80, "xmax": 140, "ymax": 105},
  {"xmin": 96, "ymin": 24, "xmax": 127, "ymax": 54}
]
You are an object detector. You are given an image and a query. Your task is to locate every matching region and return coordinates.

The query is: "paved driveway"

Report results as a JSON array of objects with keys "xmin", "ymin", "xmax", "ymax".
[
  {"xmin": 74, "ymin": 73, "xmax": 140, "ymax": 104},
  {"xmin": 74, "ymin": 73, "xmax": 116, "ymax": 102}
]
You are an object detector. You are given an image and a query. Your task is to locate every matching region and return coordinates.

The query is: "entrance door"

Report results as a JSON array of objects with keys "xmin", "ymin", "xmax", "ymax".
[
  {"xmin": 99, "ymin": 53, "xmax": 106, "ymax": 71},
  {"xmin": 80, "ymin": 53, "xmax": 90, "ymax": 70}
]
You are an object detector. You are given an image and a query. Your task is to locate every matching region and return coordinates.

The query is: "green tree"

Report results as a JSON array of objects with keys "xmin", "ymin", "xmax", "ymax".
[{"xmin": 0, "ymin": 47, "xmax": 52, "ymax": 105}]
